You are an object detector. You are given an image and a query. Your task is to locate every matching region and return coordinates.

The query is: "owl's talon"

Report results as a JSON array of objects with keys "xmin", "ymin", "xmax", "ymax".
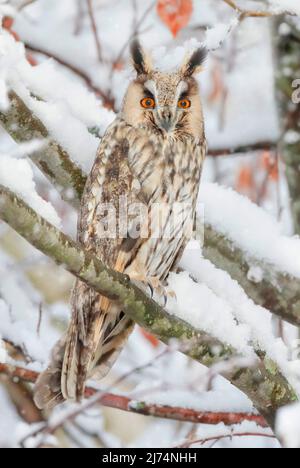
[
  {"xmin": 163, "ymin": 293, "xmax": 167, "ymax": 308},
  {"xmin": 147, "ymin": 282, "xmax": 154, "ymax": 299}
]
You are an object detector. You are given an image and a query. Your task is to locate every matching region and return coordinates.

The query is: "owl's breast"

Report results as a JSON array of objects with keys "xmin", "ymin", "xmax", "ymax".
[{"xmin": 128, "ymin": 129, "xmax": 204, "ymax": 205}]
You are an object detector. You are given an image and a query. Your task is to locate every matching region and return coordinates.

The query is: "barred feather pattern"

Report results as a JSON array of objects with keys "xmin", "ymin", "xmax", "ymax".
[
  {"xmin": 34, "ymin": 117, "xmax": 206, "ymax": 409},
  {"xmin": 34, "ymin": 60, "xmax": 207, "ymax": 409}
]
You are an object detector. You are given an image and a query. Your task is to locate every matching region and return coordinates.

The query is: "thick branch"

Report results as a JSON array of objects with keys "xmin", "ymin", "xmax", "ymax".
[
  {"xmin": 208, "ymin": 141, "xmax": 277, "ymax": 157},
  {"xmin": 0, "ymin": 363, "xmax": 267, "ymax": 428},
  {"xmin": 203, "ymin": 225, "xmax": 300, "ymax": 327},
  {"xmin": 0, "ymin": 92, "xmax": 299, "ymax": 327},
  {"xmin": 275, "ymin": 18, "xmax": 300, "ymax": 235},
  {"xmin": 0, "ymin": 92, "xmax": 86, "ymax": 209},
  {"xmin": 0, "ymin": 185, "xmax": 297, "ymax": 428}
]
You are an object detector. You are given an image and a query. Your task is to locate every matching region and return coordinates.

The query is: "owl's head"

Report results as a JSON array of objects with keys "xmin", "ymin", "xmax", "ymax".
[{"xmin": 121, "ymin": 40, "xmax": 207, "ymax": 139}]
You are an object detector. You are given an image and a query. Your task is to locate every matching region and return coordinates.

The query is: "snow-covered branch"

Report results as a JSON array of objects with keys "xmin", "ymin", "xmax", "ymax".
[
  {"xmin": 1, "ymin": 91, "xmax": 299, "ymax": 327},
  {"xmin": 0, "ymin": 184, "xmax": 297, "ymax": 429},
  {"xmin": 222, "ymin": 0, "xmax": 299, "ymax": 19},
  {"xmin": 0, "ymin": 363, "xmax": 267, "ymax": 429},
  {"xmin": 0, "ymin": 91, "xmax": 86, "ymax": 209},
  {"xmin": 203, "ymin": 224, "xmax": 300, "ymax": 327}
]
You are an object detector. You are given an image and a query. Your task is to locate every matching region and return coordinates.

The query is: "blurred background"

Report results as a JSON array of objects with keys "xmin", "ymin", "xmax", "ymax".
[{"xmin": 0, "ymin": 0, "xmax": 299, "ymax": 448}]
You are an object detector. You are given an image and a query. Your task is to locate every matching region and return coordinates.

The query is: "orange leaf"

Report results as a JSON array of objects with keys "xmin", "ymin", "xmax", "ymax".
[
  {"xmin": 113, "ymin": 61, "xmax": 124, "ymax": 71},
  {"xmin": 26, "ymin": 53, "xmax": 38, "ymax": 67},
  {"xmin": 236, "ymin": 165, "xmax": 254, "ymax": 191},
  {"xmin": 157, "ymin": 0, "xmax": 193, "ymax": 37},
  {"xmin": 208, "ymin": 63, "xmax": 224, "ymax": 103},
  {"xmin": 260, "ymin": 151, "xmax": 279, "ymax": 181},
  {"xmin": 140, "ymin": 328, "xmax": 160, "ymax": 348},
  {"xmin": 2, "ymin": 16, "xmax": 14, "ymax": 30}
]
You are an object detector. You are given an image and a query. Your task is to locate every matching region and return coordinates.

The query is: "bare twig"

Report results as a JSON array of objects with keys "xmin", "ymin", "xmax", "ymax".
[
  {"xmin": 24, "ymin": 44, "xmax": 115, "ymax": 109},
  {"xmin": 222, "ymin": 0, "xmax": 285, "ymax": 19},
  {"xmin": 74, "ymin": 0, "xmax": 85, "ymax": 36},
  {"xmin": 18, "ymin": 0, "xmax": 37, "ymax": 11},
  {"xmin": 209, "ymin": 142, "xmax": 277, "ymax": 157},
  {"xmin": 86, "ymin": 0, "xmax": 103, "ymax": 62},
  {"xmin": 0, "ymin": 363, "xmax": 268, "ymax": 429},
  {"xmin": 36, "ymin": 303, "xmax": 43, "ymax": 337},
  {"xmin": 112, "ymin": 0, "xmax": 156, "ymax": 70},
  {"xmin": 176, "ymin": 431, "xmax": 276, "ymax": 448}
]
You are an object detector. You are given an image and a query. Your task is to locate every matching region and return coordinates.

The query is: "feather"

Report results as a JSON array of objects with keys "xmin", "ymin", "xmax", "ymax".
[{"xmin": 34, "ymin": 56, "xmax": 207, "ymax": 409}]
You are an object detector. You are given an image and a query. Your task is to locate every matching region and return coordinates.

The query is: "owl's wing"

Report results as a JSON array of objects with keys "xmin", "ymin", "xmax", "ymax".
[
  {"xmin": 62, "ymin": 120, "xmax": 150, "ymax": 400},
  {"xmin": 34, "ymin": 120, "xmax": 148, "ymax": 409}
]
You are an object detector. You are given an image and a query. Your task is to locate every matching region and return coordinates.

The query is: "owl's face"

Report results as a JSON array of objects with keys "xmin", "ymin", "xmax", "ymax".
[{"xmin": 121, "ymin": 41, "xmax": 207, "ymax": 140}]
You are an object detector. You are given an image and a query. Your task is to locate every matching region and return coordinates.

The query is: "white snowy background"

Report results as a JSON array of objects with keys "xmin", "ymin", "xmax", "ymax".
[{"xmin": 0, "ymin": 0, "xmax": 300, "ymax": 448}]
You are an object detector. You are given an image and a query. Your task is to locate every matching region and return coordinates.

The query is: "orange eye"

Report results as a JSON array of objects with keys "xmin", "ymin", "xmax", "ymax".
[
  {"xmin": 141, "ymin": 97, "xmax": 155, "ymax": 109},
  {"xmin": 178, "ymin": 99, "xmax": 191, "ymax": 109}
]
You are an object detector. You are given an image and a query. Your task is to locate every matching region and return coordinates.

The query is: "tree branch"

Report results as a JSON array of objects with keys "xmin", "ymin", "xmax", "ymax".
[
  {"xmin": 208, "ymin": 141, "xmax": 277, "ymax": 157},
  {"xmin": 0, "ymin": 91, "xmax": 86, "ymax": 209},
  {"xmin": 176, "ymin": 431, "xmax": 275, "ymax": 448},
  {"xmin": 86, "ymin": 0, "xmax": 103, "ymax": 63},
  {"xmin": 275, "ymin": 18, "xmax": 300, "ymax": 235},
  {"xmin": 24, "ymin": 45, "xmax": 115, "ymax": 109},
  {"xmin": 0, "ymin": 185, "xmax": 297, "ymax": 428},
  {"xmin": 222, "ymin": 0, "xmax": 293, "ymax": 19},
  {"xmin": 0, "ymin": 92, "xmax": 299, "ymax": 327},
  {"xmin": 203, "ymin": 225, "xmax": 300, "ymax": 327},
  {"xmin": 0, "ymin": 363, "xmax": 267, "ymax": 428}
]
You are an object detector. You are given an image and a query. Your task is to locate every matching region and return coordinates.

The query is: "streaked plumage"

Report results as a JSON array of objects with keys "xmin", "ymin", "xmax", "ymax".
[{"xmin": 34, "ymin": 40, "xmax": 207, "ymax": 409}]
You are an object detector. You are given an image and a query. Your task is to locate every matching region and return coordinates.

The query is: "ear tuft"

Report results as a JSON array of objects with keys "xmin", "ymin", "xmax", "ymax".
[
  {"xmin": 130, "ymin": 39, "xmax": 151, "ymax": 75},
  {"xmin": 182, "ymin": 46, "xmax": 207, "ymax": 77}
]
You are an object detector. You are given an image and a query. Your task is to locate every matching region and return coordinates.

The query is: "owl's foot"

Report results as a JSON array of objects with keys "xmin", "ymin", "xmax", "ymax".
[
  {"xmin": 128, "ymin": 272, "xmax": 176, "ymax": 305},
  {"xmin": 128, "ymin": 273, "xmax": 161, "ymax": 294}
]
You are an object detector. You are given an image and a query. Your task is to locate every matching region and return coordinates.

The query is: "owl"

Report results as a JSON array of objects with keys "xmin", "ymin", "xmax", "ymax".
[{"xmin": 34, "ymin": 40, "xmax": 207, "ymax": 409}]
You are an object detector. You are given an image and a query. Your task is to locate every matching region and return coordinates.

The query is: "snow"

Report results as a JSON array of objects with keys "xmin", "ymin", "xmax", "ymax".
[
  {"xmin": 0, "ymin": 30, "xmax": 114, "ymax": 171},
  {"xmin": 0, "ymin": 385, "xmax": 21, "ymax": 448},
  {"xmin": 173, "ymin": 421, "xmax": 274, "ymax": 449},
  {"xmin": 0, "ymin": 0, "xmax": 299, "ymax": 450},
  {"xmin": 167, "ymin": 270, "xmax": 254, "ymax": 356},
  {"xmin": 131, "ymin": 387, "xmax": 254, "ymax": 414},
  {"xmin": 0, "ymin": 337, "xmax": 7, "ymax": 363},
  {"xmin": 180, "ymin": 241, "xmax": 296, "ymax": 383},
  {"xmin": 0, "ymin": 153, "xmax": 61, "ymax": 227},
  {"xmin": 269, "ymin": 0, "xmax": 300, "ymax": 16},
  {"xmin": 276, "ymin": 403, "xmax": 300, "ymax": 448},
  {"xmin": 199, "ymin": 182, "xmax": 300, "ymax": 279},
  {"xmin": 205, "ymin": 19, "xmax": 239, "ymax": 50}
]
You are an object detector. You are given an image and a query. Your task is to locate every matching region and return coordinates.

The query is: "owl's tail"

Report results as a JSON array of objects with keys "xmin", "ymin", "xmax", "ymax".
[{"xmin": 34, "ymin": 284, "xmax": 133, "ymax": 410}]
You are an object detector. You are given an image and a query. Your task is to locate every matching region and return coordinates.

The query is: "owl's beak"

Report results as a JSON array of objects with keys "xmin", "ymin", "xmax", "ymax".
[{"xmin": 157, "ymin": 108, "xmax": 174, "ymax": 132}]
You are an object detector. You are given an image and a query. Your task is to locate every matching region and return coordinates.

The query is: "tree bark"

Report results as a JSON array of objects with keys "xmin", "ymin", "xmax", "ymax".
[
  {"xmin": 276, "ymin": 17, "xmax": 300, "ymax": 234},
  {"xmin": 1, "ymin": 92, "xmax": 299, "ymax": 327},
  {"xmin": 0, "ymin": 92, "xmax": 86, "ymax": 208},
  {"xmin": 0, "ymin": 184, "xmax": 297, "ymax": 428},
  {"xmin": 203, "ymin": 224, "xmax": 300, "ymax": 326}
]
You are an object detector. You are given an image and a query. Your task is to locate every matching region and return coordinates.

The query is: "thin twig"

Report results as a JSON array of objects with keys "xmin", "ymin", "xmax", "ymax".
[
  {"xmin": 0, "ymin": 363, "xmax": 268, "ymax": 430},
  {"xmin": 222, "ymin": 0, "xmax": 279, "ymax": 19},
  {"xmin": 36, "ymin": 303, "xmax": 43, "ymax": 338},
  {"xmin": 86, "ymin": 0, "xmax": 103, "ymax": 62},
  {"xmin": 24, "ymin": 44, "xmax": 114, "ymax": 109},
  {"xmin": 74, "ymin": 0, "xmax": 85, "ymax": 36},
  {"xmin": 176, "ymin": 431, "xmax": 276, "ymax": 448},
  {"xmin": 18, "ymin": 0, "xmax": 37, "ymax": 11}
]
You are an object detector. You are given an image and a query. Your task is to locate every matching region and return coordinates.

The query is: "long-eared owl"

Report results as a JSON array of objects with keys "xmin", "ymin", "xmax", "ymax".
[{"xmin": 34, "ymin": 40, "xmax": 207, "ymax": 409}]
